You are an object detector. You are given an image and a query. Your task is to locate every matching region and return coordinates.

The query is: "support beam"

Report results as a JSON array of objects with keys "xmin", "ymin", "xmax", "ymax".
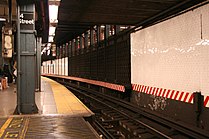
[
  {"xmin": 16, "ymin": 3, "xmax": 38, "ymax": 114},
  {"xmin": 84, "ymin": 32, "xmax": 88, "ymax": 48},
  {"xmin": 8, "ymin": 0, "xmax": 12, "ymax": 24},
  {"xmin": 97, "ymin": 25, "xmax": 100, "ymax": 43},
  {"xmin": 115, "ymin": 25, "xmax": 120, "ymax": 34},
  {"xmin": 36, "ymin": 37, "xmax": 42, "ymax": 91},
  {"xmin": 105, "ymin": 25, "xmax": 110, "ymax": 40},
  {"xmin": 90, "ymin": 28, "xmax": 94, "ymax": 46}
]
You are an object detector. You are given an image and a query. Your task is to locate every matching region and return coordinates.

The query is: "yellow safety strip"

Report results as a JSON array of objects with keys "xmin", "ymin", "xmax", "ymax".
[
  {"xmin": 43, "ymin": 77, "xmax": 91, "ymax": 115},
  {"xmin": 51, "ymin": 82, "xmax": 73, "ymax": 114},
  {"xmin": 19, "ymin": 117, "xmax": 30, "ymax": 139},
  {"xmin": 0, "ymin": 117, "xmax": 13, "ymax": 138}
]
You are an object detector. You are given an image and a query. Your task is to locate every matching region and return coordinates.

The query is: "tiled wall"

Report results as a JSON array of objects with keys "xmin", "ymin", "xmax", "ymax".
[{"xmin": 131, "ymin": 4, "xmax": 209, "ymax": 103}]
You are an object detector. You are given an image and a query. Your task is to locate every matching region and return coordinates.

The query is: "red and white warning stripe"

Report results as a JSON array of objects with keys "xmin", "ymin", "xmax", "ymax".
[
  {"xmin": 132, "ymin": 84, "xmax": 205, "ymax": 105},
  {"xmin": 43, "ymin": 74, "xmax": 125, "ymax": 92},
  {"xmin": 204, "ymin": 96, "xmax": 209, "ymax": 108},
  {"xmin": 42, "ymin": 74, "xmax": 209, "ymax": 107}
]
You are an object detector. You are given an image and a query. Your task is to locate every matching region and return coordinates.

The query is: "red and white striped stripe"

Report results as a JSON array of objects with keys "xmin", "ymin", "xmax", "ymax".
[
  {"xmin": 132, "ymin": 84, "xmax": 200, "ymax": 105},
  {"xmin": 42, "ymin": 74, "xmax": 209, "ymax": 107},
  {"xmin": 204, "ymin": 96, "xmax": 209, "ymax": 107},
  {"xmin": 43, "ymin": 74, "xmax": 125, "ymax": 92}
]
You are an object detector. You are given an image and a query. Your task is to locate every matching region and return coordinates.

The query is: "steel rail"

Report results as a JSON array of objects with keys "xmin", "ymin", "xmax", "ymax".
[
  {"xmin": 55, "ymin": 78, "xmax": 209, "ymax": 139},
  {"xmin": 66, "ymin": 85, "xmax": 171, "ymax": 139}
]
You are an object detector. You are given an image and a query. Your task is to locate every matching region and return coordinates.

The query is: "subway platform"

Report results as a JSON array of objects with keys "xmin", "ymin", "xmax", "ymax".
[{"xmin": 0, "ymin": 77, "xmax": 99, "ymax": 139}]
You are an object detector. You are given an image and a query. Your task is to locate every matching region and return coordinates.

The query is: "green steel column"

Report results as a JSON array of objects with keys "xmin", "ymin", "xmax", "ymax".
[
  {"xmin": 105, "ymin": 25, "xmax": 110, "ymax": 40},
  {"xmin": 90, "ymin": 28, "xmax": 94, "ymax": 46},
  {"xmin": 97, "ymin": 25, "xmax": 101, "ymax": 43},
  {"xmin": 84, "ymin": 32, "xmax": 88, "ymax": 48},
  {"xmin": 36, "ymin": 37, "xmax": 41, "ymax": 91},
  {"xmin": 16, "ymin": 3, "xmax": 38, "ymax": 114},
  {"xmin": 115, "ymin": 25, "xmax": 120, "ymax": 34}
]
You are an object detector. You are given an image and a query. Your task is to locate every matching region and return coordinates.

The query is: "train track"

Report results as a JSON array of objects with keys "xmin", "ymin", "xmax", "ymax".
[{"xmin": 60, "ymin": 81, "xmax": 209, "ymax": 139}]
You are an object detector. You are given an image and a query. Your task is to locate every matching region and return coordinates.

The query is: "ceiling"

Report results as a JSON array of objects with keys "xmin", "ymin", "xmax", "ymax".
[
  {"xmin": 0, "ymin": 0, "xmax": 49, "ymax": 43},
  {"xmin": 55, "ymin": 0, "xmax": 205, "ymax": 44},
  {"xmin": 0, "ymin": 0, "xmax": 16, "ymax": 20},
  {"xmin": 0, "ymin": 0, "xmax": 16, "ymax": 43}
]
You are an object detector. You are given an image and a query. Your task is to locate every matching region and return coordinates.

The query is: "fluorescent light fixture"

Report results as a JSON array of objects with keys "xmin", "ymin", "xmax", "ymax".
[
  {"xmin": 49, "ymin": 26, "xmax": 56, "ymax": 36},
  {"xmin": 120, "ymin": 26, "xmax": 128, "ymax": 29},
  {"xmin": 0, "ymin": 18, "xmax": 6, "ymax": 21},
  {"xmin": 49, "ymin": 5, "xmax": 58, "ymax": 23},
  {"xmin": 48, "ymin": 36, "xmax": 54, "ymax": 42},
  {"xmin": 101, "ymin": 25, "xmax": 105, "ymax": 28},
  {"xmin": 48, "ymin": 2, "xmax": 60, "ymax": 44},
  {"xmin": 49, "ymin": 0, "xmax": 61, "ymax": 1}
]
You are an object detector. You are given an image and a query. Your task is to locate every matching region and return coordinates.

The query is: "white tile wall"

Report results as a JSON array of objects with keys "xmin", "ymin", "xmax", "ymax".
[
  {"xmin": 61, "ymin": 58, "xmax": 65, "ymax": 75},
  {"xmin": 131, "ymin": 4, "xmax": 209, "ymax": 96},
  {"xmin": 65, "ymin": 57, "xmax": 68, "ymax": 76},
  {"xmin": 58, "ymin": 58, "xmax": 62, "ymax": 75},
  {"xmin": 41, "ymin": 57, "xmax": 68, "ymax": 76},
  {"xmin": 55, "ymin": 59, "xmax": 58, "ymax": 75}
]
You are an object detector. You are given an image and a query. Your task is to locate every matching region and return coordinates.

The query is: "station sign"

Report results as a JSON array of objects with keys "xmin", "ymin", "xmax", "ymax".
[
  {"xmin": 2, "ymin": 26, "xmax": 13, "ymax": 58},
  {"xmin": 20, "ymin": 12, "xmax": 34, "ymax": 30}
]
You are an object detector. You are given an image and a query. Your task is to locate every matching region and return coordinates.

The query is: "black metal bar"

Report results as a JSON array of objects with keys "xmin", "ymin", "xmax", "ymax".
[
  {"xmin": 8, "ymin": 0, "xmax": 12, "ymax": 24},
  {"xmin": 93, "ymin": 120, "xmax": 116, "ymax": 139},
  {"xmin": 193, "ymin": 92, "xmax": 204, "ymax": 127}
]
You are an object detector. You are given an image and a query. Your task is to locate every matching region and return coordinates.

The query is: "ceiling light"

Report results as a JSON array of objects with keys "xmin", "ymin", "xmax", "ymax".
[
  {"xmin": 49, "ymin": 26, "xmax": 56, "ymax": 36},
  {"xmin": 49, "ymin": 5, "xmax": 58, "ymax": 23},
  {"xmin": 48, "ymin": 36, "xmax": 54, "ymax": 42},
  {"xmin": 0, "ymin": 18, "xmax": 6, "ymax": 21},
  {"xmin": 120, "ymin": 26, "xmax": 127, "ymax": 29}
]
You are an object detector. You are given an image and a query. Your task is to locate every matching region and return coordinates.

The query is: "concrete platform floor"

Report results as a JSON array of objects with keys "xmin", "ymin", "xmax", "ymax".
[
  {"xmin": 0, "ymin": 78, "xmax": 98, "ymax": 139},
  {"xmin": 0, "ymin": 84, "xmax": 16, "ymax": 116},
  {"xmin": 0, "ymin": 77, "xmax": 93, "ymax": 116}
]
